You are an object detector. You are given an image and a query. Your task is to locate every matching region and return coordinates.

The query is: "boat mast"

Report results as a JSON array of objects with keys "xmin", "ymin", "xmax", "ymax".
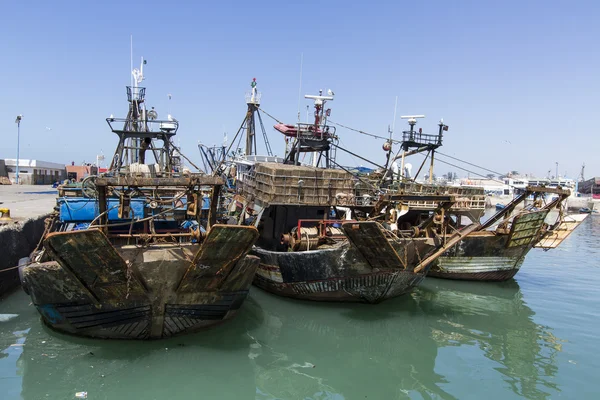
[
  {"xmin": 393, "ymin": 115, "xmax": 448, "ymax": 184},
  {"xmin": 243, "ymin": 78, "xmax": 272, "ymax": 157},
  {"xmin": 107, "ymin": 56, "xmax": 179, "ymax": 175}
]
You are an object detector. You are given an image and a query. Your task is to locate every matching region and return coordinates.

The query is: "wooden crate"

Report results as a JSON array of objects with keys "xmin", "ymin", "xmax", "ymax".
[{"xmin": 238, "ymin": 163, "xmax": 363, "ymax": 206}]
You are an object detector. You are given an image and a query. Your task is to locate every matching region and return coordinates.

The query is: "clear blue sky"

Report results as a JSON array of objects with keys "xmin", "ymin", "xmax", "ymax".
[{"xmin": 0, "ymin": 0, "xmax": 598, "ymax": 180}]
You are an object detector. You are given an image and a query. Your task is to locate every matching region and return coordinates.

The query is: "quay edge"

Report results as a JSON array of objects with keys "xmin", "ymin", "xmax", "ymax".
[{"xmin": 0, "ymin": 215, "xmax": 48, "ymax": 297}]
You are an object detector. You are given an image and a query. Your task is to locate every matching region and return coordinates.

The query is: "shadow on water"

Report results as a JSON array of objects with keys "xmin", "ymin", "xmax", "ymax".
[{"xmin": 246, "ymin": 279, "xmax": 563, "ymax": 400}]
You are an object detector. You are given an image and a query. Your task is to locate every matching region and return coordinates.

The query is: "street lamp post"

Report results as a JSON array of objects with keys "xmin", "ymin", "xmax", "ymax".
[{"xmin": 15, "ymin": 115, "xmax": 23, "ymax": 184}]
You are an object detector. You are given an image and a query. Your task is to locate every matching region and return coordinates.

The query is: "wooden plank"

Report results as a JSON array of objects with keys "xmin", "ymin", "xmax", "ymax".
[
  {"xmin": 506, "ymin": 210, "xmax": 549, "ymax": 248},
  {"xmin": 342, "ymin": 221, "xmax": 403, "ymax": 270},
  {"xmin": 176, "ymin": 225, "xmax": 259, "ymax": 293},
  {"xmin": 96, "ymin": 175, "xmax": 223, "ymax": 187},
  {"xmin": 44, "ymin": 230, "xmax": 147, "ymax": 302},
  {"xmin": 535, "ymin": 213, "xmax": 588, "ymax": 249}
]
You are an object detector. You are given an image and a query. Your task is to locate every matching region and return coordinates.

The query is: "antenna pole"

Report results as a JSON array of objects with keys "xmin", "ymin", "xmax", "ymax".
[
  {"xmin": 16, "ymin": 119, "xmax": 21, "ymax": 184},
  {"xmin": 297, "ymin": 53, "xmax": 303, "ymax": 123},
  {"xmin": 429, "ymin": 150, "xmax": 435, "ymax": 183},
  {"xmin": 391, "ymin": 96, "xmax": 398, "ymax": 141},
  {"xmin": 130, "ymin": 35, "xmax": 133, "ymax": 88}
]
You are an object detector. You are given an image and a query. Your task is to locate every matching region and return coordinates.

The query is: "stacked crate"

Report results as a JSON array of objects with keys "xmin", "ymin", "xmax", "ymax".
[
  {"xmin": 238, "ymin": 163, "xmax": 361, "ymax": 206},
  {"xmin": 394, "ymin": 182, "xmax": 487, "ymax": 212}
]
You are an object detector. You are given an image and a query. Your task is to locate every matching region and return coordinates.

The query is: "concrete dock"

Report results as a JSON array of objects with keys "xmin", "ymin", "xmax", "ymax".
[
  {"xmin": 0, "ymin": 184, "xmax": 57, "ymax": 221},
  {"xmin": 0, "ymin": 185, "xmax": 57, "ymax": 297}
]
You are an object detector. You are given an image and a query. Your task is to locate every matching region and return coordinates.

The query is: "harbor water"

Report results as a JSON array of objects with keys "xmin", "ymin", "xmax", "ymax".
[{"xmin": 1, "ymin": 217, "xmax": 599, "ymax": 399}]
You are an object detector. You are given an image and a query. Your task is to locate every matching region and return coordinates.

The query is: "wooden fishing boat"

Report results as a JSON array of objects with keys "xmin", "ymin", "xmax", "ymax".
[
  {"xmin": 424, "ymin": 186, "xmax": 586, "ymax": 281},
  {"xmin": 19, "ymin": 59, "xmax": 259, "ymax": 339},
  {"xmin": 232, "ymin": 87, "xmax": 477, "ymax": 303},
  {"xmin": 342, "ymin": 115, "xmax": 587, "ymax": 282}
]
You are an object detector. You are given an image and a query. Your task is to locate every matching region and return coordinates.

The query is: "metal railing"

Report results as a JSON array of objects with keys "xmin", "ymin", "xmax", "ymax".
[
  {"xmin": 106, "ymin": 118, "xmax": 179, "ymax": 135},
  {"xmin": 401, "ymin": 130, "xmax": 441, "ymax": 147},
  {"xmin": 245, "ymin": 91, "xmax": 262, "ymax": 104},
  {"xmin": 127, "ymin": 86, "xmax": 146, "ymax": 102}
]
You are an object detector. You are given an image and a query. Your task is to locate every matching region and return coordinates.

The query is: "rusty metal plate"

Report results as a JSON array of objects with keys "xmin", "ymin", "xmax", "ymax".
[
  {"xmin": 177, "ymin": 224, "xmax": 259, "ymax": 293},
  {"xmin": 342, "ymin": 221, "xmax": 404, "ymax": 270},
  {"xmin": 506, "ymin": 210, "xmax": 549, "ymax": 248},
  {"xmin": 44, "ymin": 230, "xmax": 147, "ymax": 302},
  {"xmin": 535, "ymin": 213, "xmax": 588, "ymax": 249}
]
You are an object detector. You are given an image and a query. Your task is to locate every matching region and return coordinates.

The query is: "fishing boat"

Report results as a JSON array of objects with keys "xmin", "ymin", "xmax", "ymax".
[
  {"xmin": 18, "ymin": 59, "xmax": 260, "ymax": 339},
  {"xmin": 232, "ymin": 86, "xmax": 478, "ymax": 303},
  {"xmin": 369, "ymin": 116, "xmax": 588, "ymax": 281},
  {"xmin": 428, "ymin": 186, "xmax": 586, "ymax": 280}
]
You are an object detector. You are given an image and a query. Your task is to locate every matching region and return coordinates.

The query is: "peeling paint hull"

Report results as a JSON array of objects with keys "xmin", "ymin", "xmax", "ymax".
[
  {"xmin": 22, "ymin": 225, "xmax": 260, "ymax": 339},
  {"xmin": 252, "ymin": 237, "xmax": 436, "ymax": 304},
  {"xmin": 428, "ymin": 234, "xmax": 529, "ymax": 282}
]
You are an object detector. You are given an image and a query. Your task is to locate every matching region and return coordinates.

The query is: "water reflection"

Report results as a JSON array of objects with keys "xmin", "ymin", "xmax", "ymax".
[
  {"xmin": 0, "ymin": 277, "xmax": 563, "ymax": 399},
  {"xmin": 247, "ymin": 278, "xmax": 562, "ymax": 400},
  {"xmin": 416, "ymin": 280, "xmax": 562, "ymax": 399},
  {"xmin": 1, "ymin": 294, "xmax": 264, "ymax": 400}
]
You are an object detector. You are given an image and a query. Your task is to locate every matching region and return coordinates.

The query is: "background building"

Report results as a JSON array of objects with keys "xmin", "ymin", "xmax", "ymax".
[
  {"xmin": 2, "ymin": 159, "xmax": 66, "ymax": 185},
  {"xmin": 65, "ymin": 163, "xmax": 98, "ymax": 181}
]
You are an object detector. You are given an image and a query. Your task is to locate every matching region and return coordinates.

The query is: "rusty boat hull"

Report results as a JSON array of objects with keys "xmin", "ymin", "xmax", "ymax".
[
  {"xmin": 252, "ymin": 222, "xmax": 438, "ymax": 304},
  {"xmin": 429, "ymin": 210, "xmax": 550, "ymax": 281},
  {"xmin": 428, "ymin": 233, "xmax": 528, "ymax": 281},
  {"xmin": 22, "ymin": 225, "xmax": 259, "ymax": 339}
]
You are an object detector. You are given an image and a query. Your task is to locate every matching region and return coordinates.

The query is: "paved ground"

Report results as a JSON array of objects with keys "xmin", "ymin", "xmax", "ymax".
[{"xmin": 0, "ymin": 184, "xmax": 56, "ymax": 221}]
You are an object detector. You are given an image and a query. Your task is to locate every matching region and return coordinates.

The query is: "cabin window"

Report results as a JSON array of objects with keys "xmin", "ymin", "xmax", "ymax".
[{"xmin": 504, "ymin": 189, "xmax": 510, "ymax": 195}]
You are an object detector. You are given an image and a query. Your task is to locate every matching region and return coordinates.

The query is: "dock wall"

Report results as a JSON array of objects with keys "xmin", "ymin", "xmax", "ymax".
[{"xmin": 0, "ymin": 215, "xmax": 47, "ymax": 298}]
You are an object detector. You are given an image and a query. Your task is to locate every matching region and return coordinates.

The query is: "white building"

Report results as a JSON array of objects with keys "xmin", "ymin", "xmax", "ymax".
[{"xmin": 3, "ymin": 159, "xmax": 66, "ymax": 185}]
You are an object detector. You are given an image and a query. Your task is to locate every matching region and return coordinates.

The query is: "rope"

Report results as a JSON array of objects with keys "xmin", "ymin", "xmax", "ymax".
[
  {"xmin": 436, "ymin": 151, "xmax": 505, "ymax": 178},
  {"xmin": 0, "ymin": 265, "xmax": 22, "ymax": 274},
  {"xmin": 257, "ymin": 107, "xmax": 284, "ymax": 124},
  {"xmin": 329, "ymin": 118, "xmax": 527, "ymax": 189},
  {"xmin": 169, "ymin": 141, "xmax": 203, "ymax": 172},
  {"xmin": 329, "ymin": 120, "xmax": 402, "ymax": 144}
]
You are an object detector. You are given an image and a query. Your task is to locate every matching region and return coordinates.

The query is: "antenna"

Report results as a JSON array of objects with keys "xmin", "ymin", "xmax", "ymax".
[
  {"xmin": 400, "ymin": 115, "xmax": 425, "ymax": 123},
  {"xmin": 391, "ymin": 96, "xmax": 398, "ymax": 140},
  {"xmin": 130, "ymin": 35, "xmax": 133, "ymax": 88},
  {"xmin": 297, "ymin": 53, "xmax": 303, "ymax": 124}
]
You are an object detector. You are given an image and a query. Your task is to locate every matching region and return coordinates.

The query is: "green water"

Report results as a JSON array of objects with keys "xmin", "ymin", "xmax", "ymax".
[{"xmin": 1, "ymin": 218, "xmax": 599, "ymax": 399}]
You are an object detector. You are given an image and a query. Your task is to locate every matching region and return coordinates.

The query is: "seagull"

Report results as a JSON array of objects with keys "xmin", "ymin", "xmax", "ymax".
[
  {"xmin": 45, "ymin": 127, "xmax": 52, "ymax": 131},
  {"xmin": 327, "ymin": 89, "xmax": 335, "ymax": 96}
]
